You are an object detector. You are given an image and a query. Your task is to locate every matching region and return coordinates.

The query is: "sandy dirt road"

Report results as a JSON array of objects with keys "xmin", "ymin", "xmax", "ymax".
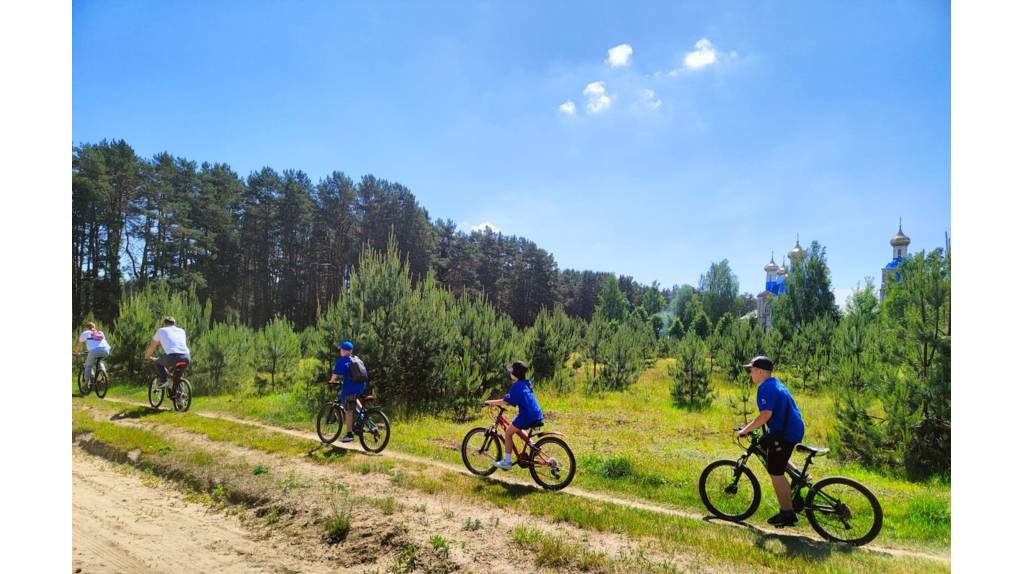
[
  {"xmin": 96, "ymin": 396, "xmax": 948, "ymax": 565},
  {"xmin": 72, "ymin": 449, "xmax": 343, "ymax": 574}
]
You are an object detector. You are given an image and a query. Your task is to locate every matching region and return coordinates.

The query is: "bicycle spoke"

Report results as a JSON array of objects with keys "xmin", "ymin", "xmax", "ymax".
[
  {"xmin": 807, "ymin": 481, "xmax": 881, "ymax": 543},
  {"xmin": 700, "ymin": 461, "xmax": 759, "ymax": 520}
]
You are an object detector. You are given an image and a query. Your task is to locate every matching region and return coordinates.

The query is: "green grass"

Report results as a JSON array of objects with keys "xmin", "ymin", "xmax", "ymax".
[
  {"xmin": 73, "ymin": 402, "xmax": 945, "ymax": 573},
  {"xmin": 325, "ymin": 503, "xmax": 352, "ymax": 543},
  {"xmin": 84, "ymin": 358, "xmax": 949, "ymax": 550}
]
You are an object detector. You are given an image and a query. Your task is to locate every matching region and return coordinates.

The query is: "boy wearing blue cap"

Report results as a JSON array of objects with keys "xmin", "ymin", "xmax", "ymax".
[
  {"xmin": 328, "ymin": 341, "xmax": 365, "ymax": 443},
  {"xmin": 484, "ymin": 361, "xmax": 543, "ymax": 471}
]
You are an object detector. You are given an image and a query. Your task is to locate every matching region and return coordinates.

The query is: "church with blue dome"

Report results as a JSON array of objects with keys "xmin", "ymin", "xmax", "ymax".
[
  {"xmin": 756, "ymin": 237, "xmax": 805, "ymax": 330},
  {"xmin": 881, "ymin": 221, "xmax": 911, "ymax": 302},
  {"xmin": 755, "ymin": 224, "xmax": 910, "ymax": 329}
]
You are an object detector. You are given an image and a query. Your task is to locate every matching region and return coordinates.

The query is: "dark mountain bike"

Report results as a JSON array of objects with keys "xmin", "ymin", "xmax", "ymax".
[
  {"xmin": 461, "ymin": 405, "xmax": 576, "ymax": 491},
  {"xmin": 316, "ymin": 383, "xmax": 391, "ymax": 453},
  {"xmin": 74, "ymin": 352, "xmax": 109, "ymax": 398},
  {"xmin": 699, "ymin": 427, "xmax": 883, "ymax": 546},
  {"xmin": 147, "ymin": 358, "xmax": 193, "ymax": 412}
]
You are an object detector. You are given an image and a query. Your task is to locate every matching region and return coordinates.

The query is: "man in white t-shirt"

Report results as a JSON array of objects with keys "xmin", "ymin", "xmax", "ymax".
[
  {"xmin": 142, "ymin": 316, "xmax": 191, "ymax": 388},
  {"xmin": 74, "ymin": 321, "xmax": 111, "ymax": 381}
]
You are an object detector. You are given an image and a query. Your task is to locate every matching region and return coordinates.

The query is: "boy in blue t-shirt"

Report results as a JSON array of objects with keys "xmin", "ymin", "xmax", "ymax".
[
  {"xmin": 328, "ymin": 340, "xmax": 365, "ymax": 443},
  {"xmin": 484, "ymin": 361, "xmax": 543, "ymax": 471},
  {"xmin": 737, "ymin": 355, "xmax": 805, "ymax": 527}
]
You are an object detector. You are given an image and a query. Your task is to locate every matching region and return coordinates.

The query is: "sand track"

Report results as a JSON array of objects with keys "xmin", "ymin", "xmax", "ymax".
[{"xmin": 72, "ymin": 449, "xmax": 339, "ymax": 574}]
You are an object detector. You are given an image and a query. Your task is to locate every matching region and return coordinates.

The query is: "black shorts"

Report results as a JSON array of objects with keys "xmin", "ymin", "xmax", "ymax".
[{"xmin": 760, "ymin": 433, "xmax": 796, "ymax": 475}]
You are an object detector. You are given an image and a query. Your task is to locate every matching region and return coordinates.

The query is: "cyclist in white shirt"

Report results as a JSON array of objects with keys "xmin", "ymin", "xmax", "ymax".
[
  {"xmin": 74, "ymin": 321, "xmax": 111, "ymax": 381},
  {"xmin": 142, "ymin": 316, "xmax": 191, "ymax": 388}
]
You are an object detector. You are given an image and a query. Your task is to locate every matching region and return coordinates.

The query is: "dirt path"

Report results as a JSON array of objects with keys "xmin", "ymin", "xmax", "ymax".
[
  {"xmin": 99, "ymin": 396, "xmax": 949, "ymax": 564},
  {"xmin": 73, "ymin": 449, "xmax": 343, "ymax": 574},
  {"xmin": 79, "ymin": 403, "xmax": 714, "ymax": 573}
]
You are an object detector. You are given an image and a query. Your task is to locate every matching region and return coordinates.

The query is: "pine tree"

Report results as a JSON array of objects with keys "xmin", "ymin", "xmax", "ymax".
[{"xmin": 669, "ymin": 333, "xmax": 715, "ymax": 409}]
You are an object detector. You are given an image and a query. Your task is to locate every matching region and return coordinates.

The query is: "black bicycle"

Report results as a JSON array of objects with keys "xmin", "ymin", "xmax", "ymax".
[
  {"xmin": 74, "ymin": 352, "xmax": 109, "ymax": 398},
  {"xmin": 698, "ymin": 427, "xmax": 883, "ymax": 546},
  {"xmin": 316, "ymin": 383, "xmax": 391, "ymax": 453},
  {"xmin": 147, "ymin": 358, "xmax": 193, "ymax": 412}
]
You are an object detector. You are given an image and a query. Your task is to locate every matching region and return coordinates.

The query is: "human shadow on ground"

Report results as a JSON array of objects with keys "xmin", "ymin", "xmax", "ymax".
[
  {"xmin": 110, "ymin": 405, "xmax": 165, "ymax": 421},
  {"xmin": 467, "ymin": 475, "xmax": 539, "ymax": 501},
  {"xmin": 307, "ymin": 444, "xmax": 357, "ymax": 461},
  {"xmin": 702, "ymin": 516, "xmax": 857, "ymax": 561}
]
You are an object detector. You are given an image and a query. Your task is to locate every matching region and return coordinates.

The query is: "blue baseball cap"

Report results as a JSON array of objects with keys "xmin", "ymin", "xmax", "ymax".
[{"xmin": 338, "ymin": 341, "xmax": 354, "ymax": 351}]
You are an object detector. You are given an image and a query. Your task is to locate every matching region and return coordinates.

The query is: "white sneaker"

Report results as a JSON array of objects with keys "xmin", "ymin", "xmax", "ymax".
[
  {"xmin": 493, "ymin": 460, "xmax": 514, "ymax": 471},
  {"xmin": 158, "ymin": 381, "xmax": 171, "ymax": 389}
]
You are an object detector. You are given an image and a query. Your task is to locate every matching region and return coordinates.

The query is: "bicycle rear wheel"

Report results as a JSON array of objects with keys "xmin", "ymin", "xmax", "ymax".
[
  {"xmin": 529, "ymin": 436, "xmax": 576, "ymax": 491},
  {"xmin": 317, "ymin": 402, "xmax": 344, "ymax": 444},
  {"xmin": 77, "ymin": 369, "xmax": 88, "ymax": 396},
  {"xmin": 698, "ymin": 459, "xmax": 761, "ymax": 521},
  {"xmin": 172, "ymin": 379, "xmax": 192, "ymax": 412},
  {"xmin": 148, "ymin": 378, "xmax": 164, "ymax": 408},
  {"xmin": 357, "ymin": 409, "xmax": 391, "ymax": 453},
  {"xmin": 94, "ymin": 371, "xmax": 109, "ymax": 399},
  {"xmin": 460, "ymin": 427, "xmax": 501, "ymax": 476},
  {"xmin": 805, "ymin": 477, "xmax": 883, "ymax": 546}
]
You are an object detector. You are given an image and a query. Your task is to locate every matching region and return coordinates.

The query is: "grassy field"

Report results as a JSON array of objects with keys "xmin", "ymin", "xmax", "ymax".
[
  {"xmin": 73, "ymin": 400, "xmax": 948, "ymax": 573},
  {"xmin": 88, "ymin": 358, "xmax": 950, "ymax": 552}
]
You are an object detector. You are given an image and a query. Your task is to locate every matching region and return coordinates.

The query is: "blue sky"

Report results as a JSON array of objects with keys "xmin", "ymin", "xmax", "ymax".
[{"xmin": 73, "ymin": 0, "xmax": 950, "ymax": 301}]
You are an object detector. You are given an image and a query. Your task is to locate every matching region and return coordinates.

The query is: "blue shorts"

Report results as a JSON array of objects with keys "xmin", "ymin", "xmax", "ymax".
[
  {"xmin": 340, "ymin": 382, "xmax": 366, "ymax": 400},
  {"xmin": 512, "ymin": 414, "xmax": 541, "ymax": 430}
]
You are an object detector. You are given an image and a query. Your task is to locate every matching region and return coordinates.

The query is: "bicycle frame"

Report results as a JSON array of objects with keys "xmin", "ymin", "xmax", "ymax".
[
  {"xmin": 75, "ymin": 354, "xmax": 106, "ymax": 384},
  {"xmin": 326, "ymin": 384, "xmax": 376, "ymax": 430},
  {"xmin": 487, "ymin": 406, "xmax": 564, "ymax": 467},
  {"xmin": 736, "ymin": 429, "xmax": 814, "ymax": 493},
  {"xmin": 734, "ymin": 429, "xmax": 850, "ymax": 516}
]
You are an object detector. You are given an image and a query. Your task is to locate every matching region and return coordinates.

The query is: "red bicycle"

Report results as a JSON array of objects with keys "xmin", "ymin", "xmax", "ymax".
[{"xmin": 460, "ymin": 405, "xmax": 576, "ymax": 490}]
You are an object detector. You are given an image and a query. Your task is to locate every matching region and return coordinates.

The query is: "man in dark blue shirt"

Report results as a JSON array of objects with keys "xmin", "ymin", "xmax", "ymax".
[
  {"xmin": 328, "ymin": 341, "xmax": 365, "ymax": 443},
  {"xmin": 484, "ymin": 361, "xmax": 544, "ymax": 471},
  {"xmin": 737, "ymin": 355, "xmax": 805, "ymax": 527}
]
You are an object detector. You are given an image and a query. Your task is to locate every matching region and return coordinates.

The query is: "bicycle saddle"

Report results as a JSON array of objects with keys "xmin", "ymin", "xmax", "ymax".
[
  {"xmin": 524, "ymin": 421, "xmax": 544, "ymax": 429},
  {"xmin": 796, "ymin": 444, "xmax": 829, "ymax": 456},
  {"xmin": 363, "ymin": 395, "xmax": 374, "ymax": 401}
]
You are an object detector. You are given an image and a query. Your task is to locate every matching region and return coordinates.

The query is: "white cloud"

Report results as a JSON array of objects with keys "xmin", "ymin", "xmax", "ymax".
[
  {"xmin": 684, "ymin": 38, "xmax": 717, "ymax": 70},
  {"xmin": 583, "ymin": 81, "xmax": 612, "ymax": 114},
  {"xmin": 470, "ymin": 222, "xmax": 500, "ymax": 233},
  {"xmin": 606, "ymin": 43, "xmax": 633, "ymax": 67},
  {"xmin": 558, "ymin": 100, "xmax": 577, "ymax": 115},
  {"xmin": 641, "ymin": 89, "xmax": 662, "ymax": 110}
]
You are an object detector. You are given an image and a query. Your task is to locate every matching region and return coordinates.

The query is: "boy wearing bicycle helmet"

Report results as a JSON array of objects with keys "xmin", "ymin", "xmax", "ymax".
[
  {"xmin": 485, "ymin": 361, "xmax": 543, "ymax": 471},
  {"xmin": 737, "ymin": 355, "xmax": 805, "ymax": 527},
  {"xmin": 328, "ymin": 341, "xmax": 365, "ymax": 443}
]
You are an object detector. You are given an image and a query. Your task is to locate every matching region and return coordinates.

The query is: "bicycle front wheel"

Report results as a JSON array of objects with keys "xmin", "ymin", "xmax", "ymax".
[
  {"xmin": 317, "ymin": 402, "xmax": 344, "ymax": 444},
  {"xmin": 358, "ymin": 409, "xmax": 391, "ymax": 453},
  {"xmin": 148, "ymin": 378, "xmax": 164, "ymax": 408},
  {"xmin": 94, "ymin": 371, "xmax": 109, "ymax": 399},
  {"xmin": 460, "ymin": 427, "xmax": 502, "ymax": 476},
  {"xmin": 172, "ymin": 379, "xmax": 192, "ymax": 412},
  {"xmin": 698, "ymin": 459, "xmax": 761, "ymax": 521},
  {"xmin": 805, "ymin": 477, "xmax": 883, "ymax": 546},
  {"xmin": 529, "ymin": 436, "xmax": 576, "ymax": 491}
]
